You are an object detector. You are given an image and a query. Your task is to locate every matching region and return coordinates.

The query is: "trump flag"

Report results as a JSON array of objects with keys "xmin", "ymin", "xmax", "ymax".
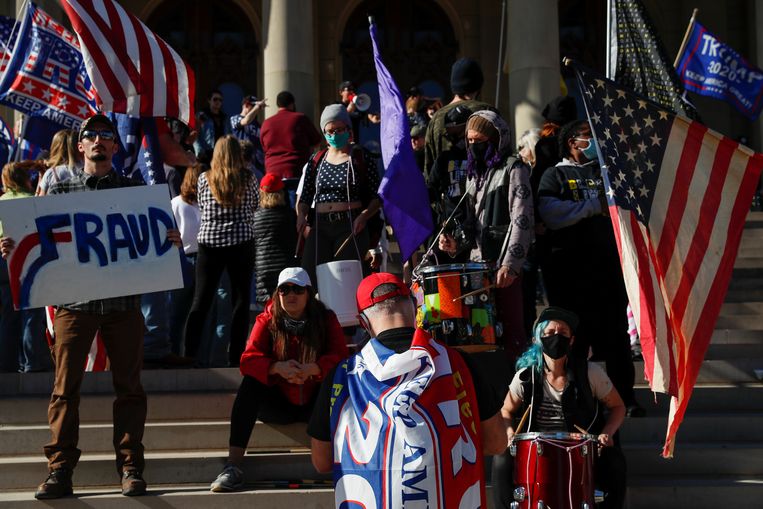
[{"xmin": 572, "ymin": 62, "xmax": 763, "ymax": 457}]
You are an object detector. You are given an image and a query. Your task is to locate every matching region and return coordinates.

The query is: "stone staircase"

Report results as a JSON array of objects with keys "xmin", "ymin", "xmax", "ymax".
[{"xmin": 0, "ymin": 215, "xmax": 762, "ymax": 508}]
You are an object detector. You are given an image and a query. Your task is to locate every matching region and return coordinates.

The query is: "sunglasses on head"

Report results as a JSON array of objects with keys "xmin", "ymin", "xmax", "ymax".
[
  {"xmin": 278, "ymin": 284, "xmax": 306, "ymax": 296},
  {"xmin": 81, "ymin": 130, "xmax": 115, "ymax": 141}
]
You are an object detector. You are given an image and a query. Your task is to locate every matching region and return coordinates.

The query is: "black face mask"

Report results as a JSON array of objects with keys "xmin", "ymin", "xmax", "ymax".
[
  {"xmin": 282, "ymin": 316, "xmax": 307, "ymax": 335},
  {"xmin": 540, "ymin": 333, "xmax": 571, "ymax": 359},
  {"xmin": 468, "ymin": 141, "xmax": 489, "ymax": 162}
]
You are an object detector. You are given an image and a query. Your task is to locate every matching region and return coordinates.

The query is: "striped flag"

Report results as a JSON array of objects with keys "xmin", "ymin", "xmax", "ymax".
[
  {"xmin": 60, "ymin": 0, "xmax": 195, "ymax": 125},
  {"xmin": 572, "ymin": 62, "xmax": 763, "ymax": 457}
]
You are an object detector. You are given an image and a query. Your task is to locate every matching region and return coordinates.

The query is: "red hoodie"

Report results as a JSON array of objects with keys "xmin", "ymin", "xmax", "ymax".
[{"xmin": 239, "ymin": 301, "xmax": 348, "ymax": 405}]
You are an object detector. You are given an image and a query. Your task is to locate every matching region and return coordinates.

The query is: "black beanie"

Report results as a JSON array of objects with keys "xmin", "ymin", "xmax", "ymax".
[
  {"xmin": 542, "ymin": 96, "xmax": 577, "ymax": 125},
  {"xmin": 450, "ymin": 58, "xmax": 484, "ymax": 95}
]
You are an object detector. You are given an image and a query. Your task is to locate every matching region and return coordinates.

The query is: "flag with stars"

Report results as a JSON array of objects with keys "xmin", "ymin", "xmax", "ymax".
[
  {"xmin": 0, "ymin": 3, "xmax": 98, "ymax": 130},
  {"xmin": 609, "ymin": 0, "xmax": 698, "ymax": 119},
  {"xmin": 572, "ymin": 62, "xmax": 763, "ymax": 458},
  {"xmin": 110, "ymin": 113, "xmax": 165, "ymax": 185},
  {"xmin": 0, "ymin": 14, "xmax": 19, "ymax": 75}
]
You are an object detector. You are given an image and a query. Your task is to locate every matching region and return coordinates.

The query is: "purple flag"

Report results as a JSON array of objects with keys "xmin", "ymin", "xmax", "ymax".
[{"xmin": 369, "ymin": 20, "xmax": 433, "ymax": 262}]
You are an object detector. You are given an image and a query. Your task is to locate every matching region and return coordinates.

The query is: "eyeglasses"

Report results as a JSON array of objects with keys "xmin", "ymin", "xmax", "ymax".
[
  {"xmin": 278, "ymin": 285, "xmax": 306, "ymax": 296},
  {"xmin": 81, "ymin": 130, "xmax": 115, "ymax": 141},
  {"xmin": 211, "ymin": 97, "xmax": 223, "ymax": 103},
  {"xmin": 325, "ymin": 127, "xmax": 347, "ymax": 135}
]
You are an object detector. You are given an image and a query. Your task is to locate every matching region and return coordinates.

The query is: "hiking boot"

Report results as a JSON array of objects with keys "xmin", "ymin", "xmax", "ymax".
[
  {"xmin": 34, "ymin": 469, "xmax": 73, "ymax": 499},
  {"xmin": 121, "ymin": 470, "xmax": 147, "ymax": 496},
  {"xmin": 210, "ymin": 464, "xmax": 244, "ymax": 492}
]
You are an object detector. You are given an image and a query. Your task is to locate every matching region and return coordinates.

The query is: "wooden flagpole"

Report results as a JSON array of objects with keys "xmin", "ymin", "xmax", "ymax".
[{"xmin": 674, "ymin": 8, "xmax": 699, "ymax": 69}]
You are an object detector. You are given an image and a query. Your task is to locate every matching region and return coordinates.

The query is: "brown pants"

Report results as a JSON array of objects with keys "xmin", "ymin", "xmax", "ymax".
[{"xmin": 45, "ymin": 308, "xmax": 146, "ymax": 475}]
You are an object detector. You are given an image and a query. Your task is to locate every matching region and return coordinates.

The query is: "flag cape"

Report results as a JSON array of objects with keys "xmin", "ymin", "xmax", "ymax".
[{"xmin": 330, "ymin": 329, "xmax": 486, "ymax": 508}]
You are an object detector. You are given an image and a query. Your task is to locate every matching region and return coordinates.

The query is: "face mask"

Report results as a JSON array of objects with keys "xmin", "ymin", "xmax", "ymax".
[
  {"xmin": 579, "ymin": 138, "xmax": 598, "ymax": 161},
  {"xmin": 325, "ymin": 131, "xmax": 350, "ymax": 149},
  {"xmin": 540, "ymin": 333, "xmax": 571, "ymax": 359},
  {"xmin": 468, "ymin": 140, "xmax": 489, "ymax": 162},
  {"xmin": 282, "ymin": 316, "xmax": 307, "ymax": 335}
]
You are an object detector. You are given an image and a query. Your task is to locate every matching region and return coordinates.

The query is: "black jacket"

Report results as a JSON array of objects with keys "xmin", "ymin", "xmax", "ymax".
[{"xmin": 253, "ymin": 205, "xmax": 297, "ymax": 303}]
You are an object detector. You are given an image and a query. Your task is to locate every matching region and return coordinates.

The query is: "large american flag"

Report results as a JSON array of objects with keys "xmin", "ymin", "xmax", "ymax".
[
  {"xmin": 573, "ymin": 63, "xmax": 763, "ymax": 457},
  {"xmin": 60, "ymin": 0, "xmax": 195, "ymax": 125}
]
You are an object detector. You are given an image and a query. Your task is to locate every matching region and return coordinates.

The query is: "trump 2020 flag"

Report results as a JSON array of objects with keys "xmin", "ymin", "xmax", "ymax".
[
  {"xmin": 571, "ymin": 62, "xmax": 763, "ymax": 457},
  {"xmin": 676, "ymin": 20, "xmax": 763, "ymax": 120},
  {"xmin": 61, "ymin": 0, "xmax": 195, "ymax": 125},
  {"xmin": 369, "ymin": 19, "xmax": 433, "ymax": 262},
  {"xmin": 0, "ymin": 3, "xmax": 98, "ymax": 129}
]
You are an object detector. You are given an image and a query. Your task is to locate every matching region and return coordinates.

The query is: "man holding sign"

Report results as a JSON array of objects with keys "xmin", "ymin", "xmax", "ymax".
[{"xmin": 0, "ymin": 114, "xmax": 181, "ymax": 499}]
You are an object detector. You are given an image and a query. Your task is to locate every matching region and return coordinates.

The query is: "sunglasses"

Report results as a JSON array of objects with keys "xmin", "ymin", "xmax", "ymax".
[
  {"xmin": 211, "ymin": 97, "xmax": 223, "ymax": 102},
  {"xmin": 325, "ymin": 127, "xmax": 347, "ymax": 135},
  {"xmin": 81, "ymin": 130, "xmax": 115, "ymax": 141},
  {"xmin": 278, "ymin": 285, "xmax": 306, "ymax": 296}
]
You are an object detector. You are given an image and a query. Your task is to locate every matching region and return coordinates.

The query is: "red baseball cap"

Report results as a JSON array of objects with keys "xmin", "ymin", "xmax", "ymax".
[
  {"xmin": 260, "ymin": 173, "xmax": 284, "ymax": 192},
  {"xmin": 356, "ymin": 272, "xmax": 410, "ymax": 313}
]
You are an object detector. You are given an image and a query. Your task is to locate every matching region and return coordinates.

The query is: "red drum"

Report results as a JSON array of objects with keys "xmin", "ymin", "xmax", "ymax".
[{"xmin": 509, "ymin": 432, "xmax": 596, "ymax": 509}]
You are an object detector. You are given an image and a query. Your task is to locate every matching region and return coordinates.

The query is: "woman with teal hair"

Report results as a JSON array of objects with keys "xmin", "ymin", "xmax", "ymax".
[{"xmin": 491, "ymin": 306, "xmax": 628, "ymax": 509}]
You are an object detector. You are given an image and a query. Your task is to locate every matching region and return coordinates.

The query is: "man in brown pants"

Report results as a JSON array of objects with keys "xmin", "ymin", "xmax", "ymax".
[{"xmin": 0, "ymin": 114, "xmax": 181, "ymax": 499}]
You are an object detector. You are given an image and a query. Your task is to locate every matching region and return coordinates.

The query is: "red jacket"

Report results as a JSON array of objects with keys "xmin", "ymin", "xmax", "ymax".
[{"xmin": 239, "ymin": 301, "xmax": 348, "ymax": 405}]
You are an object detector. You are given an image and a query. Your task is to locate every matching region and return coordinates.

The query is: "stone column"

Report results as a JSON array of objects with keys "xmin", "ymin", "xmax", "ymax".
[
  {"xmin": 756, "ymin": 1, "xmax": 763, "ymax": 152},
  {"xmin": 262, "ymin": 0, "xmax": 315, "ymax": 119},
  {"xmin": 507, "ymin": 0, "xmax": 561, "ymax": 146}
]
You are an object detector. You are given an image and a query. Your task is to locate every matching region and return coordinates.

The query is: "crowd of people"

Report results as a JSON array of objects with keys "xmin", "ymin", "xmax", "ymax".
[{"xmin": 0, "ymin": 56, "xmax": 645, "ymax": 508}]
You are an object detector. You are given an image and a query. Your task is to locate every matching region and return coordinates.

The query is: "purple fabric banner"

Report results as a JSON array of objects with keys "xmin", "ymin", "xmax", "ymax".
[{"xmin": 369, "ymin": 20, "xmax": 432, "ymax": 262}]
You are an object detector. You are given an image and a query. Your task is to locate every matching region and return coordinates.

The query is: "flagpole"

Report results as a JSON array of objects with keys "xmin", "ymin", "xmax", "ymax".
[
  {"xmin": 605, "ymin": 0, "xmax": 612, "ymax": 78},
  {"xmin": 495, "ymin": 0, "xmax": 507, "ymax": 106},
  {"xmin": 0, "ymin": 0, "xmax": 29, "ymax": 86},
  {"xmin": 673, "ymin": 8, "xmax": 699, "ymax": 69}
]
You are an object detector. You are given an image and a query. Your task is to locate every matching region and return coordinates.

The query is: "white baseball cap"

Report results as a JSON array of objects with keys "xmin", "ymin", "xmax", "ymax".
[{"xmin": 277, "ymin": 267, "xmax": 312, "ymax": 288}]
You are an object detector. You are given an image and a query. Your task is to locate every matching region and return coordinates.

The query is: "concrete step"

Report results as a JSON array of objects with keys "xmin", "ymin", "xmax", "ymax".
[
  {"xmin": 0, "ymin": 421, "xmax": 308, "ymax": 456},
  {"xmin": 632, "ymin": 358, "xmax": 763, "ymax": 384},
  {"xmin": 733, "ymin": 256, "xmax": 763, "ymax": 269},
  {"xmin": 619, "ymin": 412, "xmax": 763, "ymax": 443},
  {"xmin": 625, "ymin": 476, "xmax": 763, "ymax": 509},
  {"xmin": 623, "ymin": 443, "xmax": 763, "ymax": 476},
  {"xmin": 0, "ymin": 486, "xmax": 335, "ymax": 508},
  {"xmin": 720, "ymin": 301, "xmax": 763, "ymax": 314},
  {"xmin": 633, "ymin": 383, "xmax": 763, "ymax": 413},
  {"xmin": 0, "ymin": 450, "xmax": 328, "ymax": 490}
]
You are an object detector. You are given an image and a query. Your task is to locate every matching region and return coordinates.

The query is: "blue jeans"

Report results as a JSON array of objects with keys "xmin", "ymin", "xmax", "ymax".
[{"xmin": 142, "ymin": 290, "xmax": 172, "ymax": 360}]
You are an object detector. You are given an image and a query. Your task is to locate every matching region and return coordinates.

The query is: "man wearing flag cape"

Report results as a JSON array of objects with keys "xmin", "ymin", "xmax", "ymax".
[{"xmin": 308, "ymin": 272, "xmax": 506, "ymax": 509}]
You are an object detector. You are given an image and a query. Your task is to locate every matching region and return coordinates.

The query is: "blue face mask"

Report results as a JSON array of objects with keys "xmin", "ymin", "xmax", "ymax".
[
  {"xmin": 579, "ymin": 138, "xmax": 598, "ymax": 161},
  {"xmin": 325, "ymin": 131, "xmax": 350, "ymax": 149}
]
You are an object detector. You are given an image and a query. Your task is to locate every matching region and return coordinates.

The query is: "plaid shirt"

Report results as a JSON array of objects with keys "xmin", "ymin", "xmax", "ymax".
[
  {"xmin": 48, "ymin": 168, "xmax": 143, "ymax": 314},
  {"xmin": 197, "ymin": 172, "xmax": 258, "ymax": 247}
]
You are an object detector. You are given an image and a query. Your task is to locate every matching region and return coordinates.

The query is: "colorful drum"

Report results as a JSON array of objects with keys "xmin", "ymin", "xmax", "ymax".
[
  {"xmin": 417, "ymin": 263, "xmax": 499, "ymax": 351},
  {"xmin": 509, "ymin": 432, "xmax": 596, "ymax": 509}
]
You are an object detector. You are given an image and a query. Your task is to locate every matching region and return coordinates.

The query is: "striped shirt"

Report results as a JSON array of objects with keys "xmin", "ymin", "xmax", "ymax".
[{"xmin": 196, "ymin": 171, "xmax": 258, "ymax": 247}]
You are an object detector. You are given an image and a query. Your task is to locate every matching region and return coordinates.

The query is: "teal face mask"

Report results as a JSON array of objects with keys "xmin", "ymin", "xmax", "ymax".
[
  {"xmin": 578, "ymin": 138, "xmax": 598, "ymax": 161},
  {"xmin": 325, "ymin": 131, "xmax": 351, "ymax": 149}
]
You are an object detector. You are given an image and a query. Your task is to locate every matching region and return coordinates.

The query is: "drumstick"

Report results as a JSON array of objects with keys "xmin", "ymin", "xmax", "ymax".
[
  {"xmin": 294, "ymin": 232, "xmax": 305, "ymax": 259},
  {"xmin": 451, "ymin": 284, "xmax": 497, "ymax": 302},
  {"xmin": 574, "ymin": 424, "xmax": 589, "ymax": 435},
  {"xmin": 334, "ymin": 233, "xmax": 354, "ymax": 257},
  {"xmin": 514, "ymin": 403, "xmax": 532, "ymax": 435}
]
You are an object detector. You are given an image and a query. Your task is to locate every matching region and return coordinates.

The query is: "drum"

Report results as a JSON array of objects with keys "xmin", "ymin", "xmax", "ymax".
[
  {"xmin": 417, "ymin": 263, "xmax": 499, "ymax": 351},
  {"xmin": 509, "ymin": 432, "xmax": 596, "ymax": 509}
]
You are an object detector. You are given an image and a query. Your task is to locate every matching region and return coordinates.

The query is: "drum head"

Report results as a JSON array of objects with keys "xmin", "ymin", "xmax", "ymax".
[{"xmin": 513, "ymin": 431, "xmax": 596, "ymax": 442}]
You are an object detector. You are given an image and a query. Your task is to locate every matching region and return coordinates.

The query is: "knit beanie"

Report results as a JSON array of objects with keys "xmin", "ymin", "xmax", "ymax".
[
  {"xmin": 319, "ymin": 104, "xmax": 352, "ymax": 131},
  {"xmin": 542, "ymin": 95, "xmax": 578, "ymax": 125},
  {"xmin": 450, "ymin": 58, "xmax": 484, "ymax": 95},
  {"xmin": 466, "ymin": 114, "xmax": 498, "ymax": 142}
]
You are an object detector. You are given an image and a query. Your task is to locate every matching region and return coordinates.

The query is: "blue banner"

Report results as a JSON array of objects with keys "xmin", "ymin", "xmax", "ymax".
[
  {"xmin": 0, "ymin": 3, "xmax": 98, "ymax": 130},
  {"xmin": 676, "ymin": 21, "xmax": 763, "ymax": 119}
]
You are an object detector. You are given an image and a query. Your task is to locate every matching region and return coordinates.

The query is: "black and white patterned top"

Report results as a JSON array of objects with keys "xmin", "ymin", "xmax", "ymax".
[
  {"xmin": 197, "ymin": 171, "xmax": 258, "ymax": 247},
  {"xmin": 299, "ymin": 155, "xmax": 380, "ymax": 206}
]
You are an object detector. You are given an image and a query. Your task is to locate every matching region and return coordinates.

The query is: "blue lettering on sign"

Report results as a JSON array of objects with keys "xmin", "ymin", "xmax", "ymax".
[
  {"xmin": 127, "ymin": 214, "xmax": 151, "ymax": 256},
  {"xmin": 149, "ymin": 207, "xmax": 174, "ymax": 257},
  {"xmin": 106, "ymin": 213, "xmax": 137, "ymax": 262},
  {"xmin": 74, "ymin": 213, "xmax": 108, "ymax": 266}
]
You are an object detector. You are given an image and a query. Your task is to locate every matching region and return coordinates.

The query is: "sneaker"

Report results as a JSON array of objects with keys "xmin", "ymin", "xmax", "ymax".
[
  {"xmin": 210, "ymin": 464, "xmax": 244, "ymax": 492},
  {"xmin": 34, "ymin": 469, "xmax": 73, "ymax": 499},
  {"xmin": 121, "ymin": 470, "xmax": 147, "ymax": 496}
]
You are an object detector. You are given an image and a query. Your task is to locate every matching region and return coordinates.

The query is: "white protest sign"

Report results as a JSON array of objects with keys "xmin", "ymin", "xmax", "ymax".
[{"xmin": 0, "ymin": 185, "xmax": 183, "ymax": 309}]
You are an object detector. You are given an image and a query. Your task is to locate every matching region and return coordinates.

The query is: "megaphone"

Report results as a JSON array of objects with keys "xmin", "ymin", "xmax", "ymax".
[{"xmin": 352, "ymin": 93, "xmax": 372, "ymax": 112}]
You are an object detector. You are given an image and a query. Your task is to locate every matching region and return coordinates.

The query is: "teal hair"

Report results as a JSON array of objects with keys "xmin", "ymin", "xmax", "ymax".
[{"xmin": 514, "ymin": 320, "xmax": 550, "ymax": 375}]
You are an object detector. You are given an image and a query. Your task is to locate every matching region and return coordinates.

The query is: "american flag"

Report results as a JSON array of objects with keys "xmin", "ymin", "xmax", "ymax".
[
  {"xmin": 60, "ymin": 0, "xmax": 195, "ymax": 126},
  {"xmin": 609, "ymin": 0, "xmax": 699, "ymax": 119},
  {"xmin": 572, "ymin": 62, "xmax": 763, "ymax": 457}
]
